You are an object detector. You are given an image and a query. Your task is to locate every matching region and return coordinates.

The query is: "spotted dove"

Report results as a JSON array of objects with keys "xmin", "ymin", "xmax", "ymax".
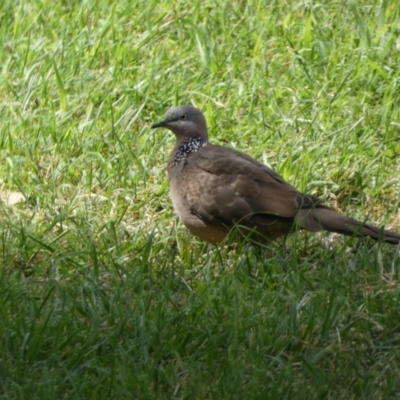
[{"xmin": 151, "ymin": 105, "xmax": 400, "ymax": 245}]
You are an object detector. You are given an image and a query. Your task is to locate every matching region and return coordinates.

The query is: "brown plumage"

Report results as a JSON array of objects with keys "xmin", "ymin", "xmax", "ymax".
[{"xmin": 151, "ymin": 105, "xmax": 400, "ymax": 245}]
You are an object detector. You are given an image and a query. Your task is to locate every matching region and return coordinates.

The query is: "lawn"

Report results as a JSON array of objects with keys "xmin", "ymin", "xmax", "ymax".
[{"xmin": 1, "ymin": 0, "xmax": 400, "ymax": 398}]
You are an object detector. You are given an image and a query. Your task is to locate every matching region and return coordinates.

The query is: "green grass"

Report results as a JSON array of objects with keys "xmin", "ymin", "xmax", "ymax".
[{"xmin": 1, "ymin": 0, "xmax": 400, "ymax": 398}]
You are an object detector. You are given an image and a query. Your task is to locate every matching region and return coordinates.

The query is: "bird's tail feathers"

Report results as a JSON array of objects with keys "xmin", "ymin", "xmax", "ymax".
[{"xmin": 296, "ymin": 207, "xmax": 400, "ymax": 245}]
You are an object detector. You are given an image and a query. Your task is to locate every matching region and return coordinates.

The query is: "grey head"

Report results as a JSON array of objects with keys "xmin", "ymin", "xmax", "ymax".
[{"xmin": 151, "ymin": 105, "xmax": 208, "ymax": 140}]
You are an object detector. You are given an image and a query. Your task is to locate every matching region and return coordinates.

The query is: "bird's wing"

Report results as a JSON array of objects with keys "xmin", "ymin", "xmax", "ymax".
[{"xmin": 181, "ymin": 145, "xmax": 319, "ymax": 227}]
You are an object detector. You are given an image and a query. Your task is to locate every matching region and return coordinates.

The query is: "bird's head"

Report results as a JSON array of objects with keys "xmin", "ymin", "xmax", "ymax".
[{"xmin": 151, "ymin": 105, "xmax": 208, "ymax": 140}]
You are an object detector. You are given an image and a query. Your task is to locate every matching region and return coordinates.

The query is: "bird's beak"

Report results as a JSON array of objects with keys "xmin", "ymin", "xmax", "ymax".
[{"xmin": 151, "ymin": 120, "xmax": 168, "ymax": 129}]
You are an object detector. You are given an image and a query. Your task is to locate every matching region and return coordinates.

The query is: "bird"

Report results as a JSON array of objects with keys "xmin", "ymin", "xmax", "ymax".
[{"xmin": 151, "ymin": 105, "xmax": 400, "ymax": 245}]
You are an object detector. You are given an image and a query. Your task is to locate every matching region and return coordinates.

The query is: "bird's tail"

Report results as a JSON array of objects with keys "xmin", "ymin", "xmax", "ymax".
[{"xmin": 296, "ymin": 206, "xmax": 400, "ymax": 245}]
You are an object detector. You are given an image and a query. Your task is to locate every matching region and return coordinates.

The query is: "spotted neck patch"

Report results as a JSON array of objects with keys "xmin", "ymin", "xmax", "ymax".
[{"xmin": 173, "ymin": 137, "xmax": 207, "ymax": 166}]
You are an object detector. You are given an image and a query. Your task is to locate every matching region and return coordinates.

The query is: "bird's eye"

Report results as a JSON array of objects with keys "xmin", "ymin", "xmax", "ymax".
[{"xmin": 180, "ymin": 114, "xmax": 187, "ymax": 120}]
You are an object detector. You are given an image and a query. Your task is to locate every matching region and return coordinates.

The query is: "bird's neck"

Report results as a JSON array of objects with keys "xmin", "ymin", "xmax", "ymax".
[{"xmin": 171, "ymin": 136, "xmax": 208, "ymax": 167}]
